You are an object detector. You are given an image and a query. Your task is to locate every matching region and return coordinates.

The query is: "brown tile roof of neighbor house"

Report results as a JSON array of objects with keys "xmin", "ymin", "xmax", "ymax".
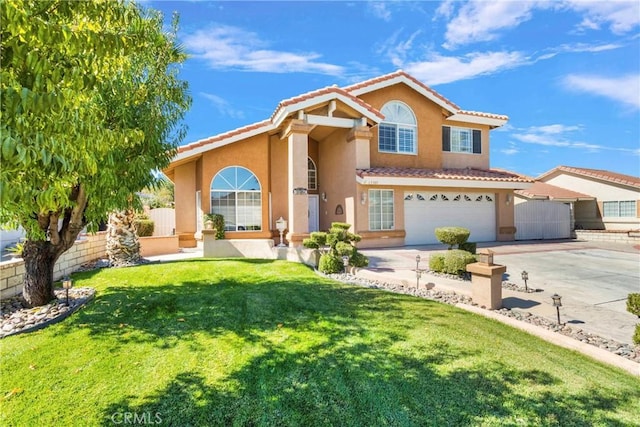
[
  {"xmin": 356, "ymin": 167, "xmax": 533, "ymax": 183},
  {"xmin": 515, "ymin": 181, "xmax": 595, "ymax": 201},
  {"xmin": 538, "ymin": 166, "xmax": 640, "ymax": 189}
]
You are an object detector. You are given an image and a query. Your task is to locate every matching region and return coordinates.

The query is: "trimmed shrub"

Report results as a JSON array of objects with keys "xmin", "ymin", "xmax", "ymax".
[
  {"xmin": 434, "ymin": 227, "xmax": 470, "ymax": 249},
  {"xmin": 350, "ymin": 251, "xmax": 369, "ymax": 268},
  {"xmin": 211, "ymin": 214, "xmax": 225, "ymax": 240},
  {"xmin": 627, "ymin": 293, "xmax": 640, "ymax": 345},
  {"xmin": 429, "ymin": 253, "xmax": 445, "ymax": 273},
  {"xmin": 335, "ymin": 241, "xmax": 355, "ymax": 257},
  {"xmin": 318, "ymin": 254, "xmax": 344, "ymax": 274},
  {"xmin": 459, "ymin": 241, "xmax": 477, "ymax": 254},
  {"xmin": 134, "ymin": 215, "xmax": 155, "ymax": 237},
  {"xmin": 443, "ymin": 249, "xmax": 476, "ymax": 275}
]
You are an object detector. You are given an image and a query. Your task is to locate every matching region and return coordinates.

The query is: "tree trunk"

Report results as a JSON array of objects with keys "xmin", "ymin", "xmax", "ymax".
[
  {"xmin": 21, "ymin": 240, "xmax": 60, "ymax": 307},
  {"xmin": 106, "ymin": 209, "xmax": 141, "ymax": 267}
]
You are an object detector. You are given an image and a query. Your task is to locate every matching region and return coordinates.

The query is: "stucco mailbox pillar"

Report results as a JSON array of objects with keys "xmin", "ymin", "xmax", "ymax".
[{"xmin": 466, "ymin": 249, "xmax": 506, "ymax": 310}]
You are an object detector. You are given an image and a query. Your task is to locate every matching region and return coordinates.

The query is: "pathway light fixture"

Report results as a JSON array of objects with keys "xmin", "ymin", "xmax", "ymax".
[{"xmin": 551, "ymin": 293, "xmax": 563, "ymax": 325}]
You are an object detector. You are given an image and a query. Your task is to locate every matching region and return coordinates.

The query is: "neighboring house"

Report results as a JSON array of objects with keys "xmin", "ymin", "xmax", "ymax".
[
  {"xmin": 515, "ymin": 166, "xmax": 640, "ymax": 238},
  {"xmin": 537, "ymin": 166, "xmax": 640, "ymax": 231},
  {"xmin": 514, "ymin": 181, "xmax": 595, "ymax": 240},
  {"xmin": 164, "ymin": 70, "xmax": 532, "ymax": 248}
]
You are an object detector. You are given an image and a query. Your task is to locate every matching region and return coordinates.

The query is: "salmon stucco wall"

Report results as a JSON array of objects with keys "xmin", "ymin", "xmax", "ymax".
[{"xmin": 201, "ymin": 133, "xmax": 272, "ymax": 239}]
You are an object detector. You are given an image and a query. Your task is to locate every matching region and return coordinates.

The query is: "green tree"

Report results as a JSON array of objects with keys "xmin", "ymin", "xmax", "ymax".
[{"xmin": 0, "ymin": 0, "xmax": 191, "ymax": 306}]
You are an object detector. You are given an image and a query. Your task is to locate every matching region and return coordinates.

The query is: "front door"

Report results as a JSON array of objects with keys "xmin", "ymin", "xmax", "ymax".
[{"xmin": 308, "ymin": 195, "xmax": 319, "ymax": 233}]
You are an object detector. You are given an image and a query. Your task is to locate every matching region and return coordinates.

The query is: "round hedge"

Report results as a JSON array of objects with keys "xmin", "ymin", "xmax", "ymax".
[{"xmin": 434, "ymin": 227, "xmax": 470, "ymax": 249}]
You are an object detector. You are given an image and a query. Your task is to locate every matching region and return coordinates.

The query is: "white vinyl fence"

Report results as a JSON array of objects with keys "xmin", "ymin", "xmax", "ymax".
[
  {"xmin": 148, "ymin": 208, "xmax": 175, "ymax": 236},
  {"xmin": 515, "ymin": 200, "xmax": 571, "ymax": 240}
]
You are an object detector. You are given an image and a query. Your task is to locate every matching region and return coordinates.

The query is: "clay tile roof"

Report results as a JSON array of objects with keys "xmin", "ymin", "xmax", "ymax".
[
  {"xmin": 177, "ymin": 120, "xmax": 271, "ymax": 154},
  {"xmin": 356, "ymin": 167, "xmax": 533, "ymax": 182},
  {"xmin": 342, "ymin": 70, "xmax": 461, "ymax": 111},
  {"xmin": 541, "ymin": 166, "xmax": 640, "ymax": 189},
  {"xmin": 457, "ymin": 110, "xmax": 509, "ymax": 121},
  {"xmin": 270, "ymin": 85, "xmax": 384, "ymax": 121},
  {"xmin": 515, "ymin": 181, "xmax": 594, "ymax": 201}
]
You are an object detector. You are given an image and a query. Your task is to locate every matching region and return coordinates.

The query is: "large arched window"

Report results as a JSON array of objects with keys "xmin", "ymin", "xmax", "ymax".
[
  {"xmin": 210, "ymin": 166, "xmax": 261, "ymax": 231},
  {"xmin": 378, "ymin": 101, "xmax": 417, "ymax": 154}
]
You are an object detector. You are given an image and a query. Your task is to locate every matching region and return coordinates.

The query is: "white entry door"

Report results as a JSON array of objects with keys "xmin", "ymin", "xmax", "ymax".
[{"xmin": 308, "ymin": 195, "xmax": 319, "ymax": 232}]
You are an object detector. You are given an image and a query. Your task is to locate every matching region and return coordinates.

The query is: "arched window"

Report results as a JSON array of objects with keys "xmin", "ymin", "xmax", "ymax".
[
  {"xmin": 308, "ymin": 157, "xmax": 317, "ymax": 190},
  {"xmin": 210, "ymin": 166, "xmax": 261, "ymax": 231},
  {"xmin": 378, "ymin": 101, "xmax": 417, "ymax": 154}
]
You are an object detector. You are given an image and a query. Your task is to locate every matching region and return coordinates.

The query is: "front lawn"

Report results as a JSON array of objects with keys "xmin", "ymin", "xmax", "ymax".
[{"xmin": 1, "ymin": 259, "xmax": 638, "ymax": 426}]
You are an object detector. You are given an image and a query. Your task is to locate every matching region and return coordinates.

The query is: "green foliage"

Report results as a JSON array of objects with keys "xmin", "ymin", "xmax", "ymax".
[
  {"xmin": 142, "ymin": 176, "xmax": 174, "ymax": 209},
  {"xmin": 628, "ymin": 294, "xmax": 640, "ymax": 345},
  {"xmin": 318, "ymin": 254, "xmax": 344, "ymax": 274},
  {"xmin": 443, "ymin": 250, "xmax": 477, "ymax": 275},
  {"xmin": 350, "ymin": 251, "xmax": 369, "ymax": 268},
  {"xmin": 304, "ymin": 223, "xmax": 368, "ymax": 273},
  {"xmin": 6, "ymin": 240, "xmax": 25, "ymax": 257},
  {"xmin": 459, "ymin": 242, "xmax": 477, "ymax": 254},
  {"xmin": 429, "ymin": 253, "xmax": 445, "ymax": 272},
  {"xmin": 204, "ymin": 214, "xmax": 225, "ymax": 240},
  {"xmin": 133, "ymin": 214, "xmax": 155, "ymax": 237},
  {"xmin": 0, "ymin": 0, "xmax": 191, "ymax": 303},
  {"xmin": 627, "ymin": 294, "xmax": 640, "ymax": 317},
  {"xmin": 434, "ymin": 227, "xmax": 471, "ymax": 249}
]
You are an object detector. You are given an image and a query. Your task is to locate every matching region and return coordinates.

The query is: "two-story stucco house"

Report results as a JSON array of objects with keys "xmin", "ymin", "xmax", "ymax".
[{"xmin": 164, "ymin": 70, "xmax": 532, "ymax": 249}]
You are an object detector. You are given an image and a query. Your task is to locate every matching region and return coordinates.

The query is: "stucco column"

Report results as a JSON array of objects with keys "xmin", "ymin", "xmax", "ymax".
[
  {"xmin": 347, "ymin": 126, "xmax": 372, "ymax": 170},
  {"xmin": 284, "ymin": 120, "xmax": 313, "ymax": 245}
]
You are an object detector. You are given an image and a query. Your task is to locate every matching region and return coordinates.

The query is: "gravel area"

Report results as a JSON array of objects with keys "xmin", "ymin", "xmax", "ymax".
[{"xmin": 326, "ymin": 272, "xmax": 640, "ymax": 364}]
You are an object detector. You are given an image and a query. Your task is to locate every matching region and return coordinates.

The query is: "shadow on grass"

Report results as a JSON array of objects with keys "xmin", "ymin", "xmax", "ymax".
[
  {"xmin": 61, "ymin": 259, "xmax": 638, "ymax": 425},
  {"xmin": 100, "ymin": 342, "xmax": 633, "ymax": 426}
]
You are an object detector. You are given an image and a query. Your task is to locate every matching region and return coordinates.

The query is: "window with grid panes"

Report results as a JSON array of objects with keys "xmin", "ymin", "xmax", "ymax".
[{"xmin": 369, "ymin": 189, "xmax": 394, "ymax": 230}]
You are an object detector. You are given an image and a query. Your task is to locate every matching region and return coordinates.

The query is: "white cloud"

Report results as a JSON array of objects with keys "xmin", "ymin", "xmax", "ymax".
[
  {"xmin": 512, "ymin": 123, "xmax": 639, "ymax": 154},
  {"xmin": 566, "ymin": 0, "xmax": 640, "ymax": 34},
  {"xmin": 439, "ymin": 0, "xmax": 639, "ymax": 49},
  {"xmin": 368, "ymin": 2, "xmax": 392, "ymax": 21},
  {"xmin": 562, "ymin": 74, "xmax": 640, "ymax": 109},
  {"xmin": 404, "ymin": 51, "xmax": 527, "ymax": 85},
  {"xmin": 183, "ymin": 24, "xmax": 344, "ymax": 75},
  {"xmin": 440, "ymin": 1, "xmax": 539, "ymax": 49},
  {"xmin": 200, "ymin": 93, "xmax": 245, "ymax": 119}
]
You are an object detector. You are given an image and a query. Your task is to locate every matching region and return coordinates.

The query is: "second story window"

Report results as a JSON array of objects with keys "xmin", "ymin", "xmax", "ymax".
[
  {"xmin": 442, "ymin": 126, "xmax": 482, "ymax": 154},
  {"xmin": 379, "ymin": 101, "xmax": 417, "ymax": 154}
]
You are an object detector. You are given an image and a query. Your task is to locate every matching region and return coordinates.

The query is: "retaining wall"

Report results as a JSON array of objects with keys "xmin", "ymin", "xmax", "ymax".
[
  {"xmin": 573, "ymin": 229, "xmax": 640, "ymax": 245},
  {"xmin": 0, "ymin": 232, "xmax": 107, "ymax": 299}
]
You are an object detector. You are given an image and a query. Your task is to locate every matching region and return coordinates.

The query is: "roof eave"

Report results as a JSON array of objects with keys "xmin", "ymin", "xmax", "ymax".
[
  {"xmin": 446, "ymin": 113, "xmax": 508, "ymax": 128},
  {"xmin": 356, "ymin": 175, "xmax": 532, "ymax": 190}
]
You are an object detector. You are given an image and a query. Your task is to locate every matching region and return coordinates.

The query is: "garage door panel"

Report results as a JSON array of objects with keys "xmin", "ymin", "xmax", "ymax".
[
  {"xmin": 515, "ymin": 200, "xmax": 570, "ymax": 240},
  {"xmin": 404, "ymin": 192, "xmax": 496, "ymax": 245}
]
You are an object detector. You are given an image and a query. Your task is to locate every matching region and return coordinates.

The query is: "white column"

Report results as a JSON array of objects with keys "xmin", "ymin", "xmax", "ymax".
[{"xmin": 285, "ymin": 120, "xmax": 313, "ymax": 243}]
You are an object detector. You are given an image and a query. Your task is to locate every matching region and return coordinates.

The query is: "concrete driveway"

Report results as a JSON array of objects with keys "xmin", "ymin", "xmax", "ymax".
[{"xmin": 359, "ymin": 240, "xmax": 640, "ymax": 345}]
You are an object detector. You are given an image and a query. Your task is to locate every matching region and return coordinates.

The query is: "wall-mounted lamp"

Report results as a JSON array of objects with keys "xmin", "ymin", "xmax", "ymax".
[
  {"xmin": 506, "ymin": 194, "xmax": 512, "ymax": 205},
  {"xmin": 321, "ymin": 192, "xmax": 327, "ymax": 202},
  {"xmin": 360, "ymin": 192, "xmax": 367, "ymax": 205}
]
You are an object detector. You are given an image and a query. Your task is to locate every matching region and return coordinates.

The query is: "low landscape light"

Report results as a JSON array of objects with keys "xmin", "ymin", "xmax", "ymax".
[
  {"xmin": 275, "ymin": 217, "xmax": 287, "ymax": 247},
  {"xmin": 551, "ymin": 293, "xmax": 562, "ymax": 325},
  {"xmin": 62, "ymin": 277, "xmax": 73, "ymax": 306},
  {"xmin": 521, "ymin": 270, "xmax": 529, "ymax": 292},
  {"xmin": 342, "ymin": 255, "xmax": 350, "ymax": 273},
  {"xmin": 415, "ymin": 254, "xmax": 421, "ymax": 271}
]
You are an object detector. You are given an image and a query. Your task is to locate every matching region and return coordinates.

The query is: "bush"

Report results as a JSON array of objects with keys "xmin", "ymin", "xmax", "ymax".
[
  {"xmin": 429, "ymin": 253, "xmax": 445, "ymax": 272},
  {"xmin": 627, "ymin": 293, "xmax": 640, "ymax": 345},
  {"xmin": 443, "ymin": 249, "xmax": 476, "ymax": 275},
  {"xmin": 350, "ymin": 251, "xmax": 369, "ymax": 268},
  {"xmin": 211, "ymin": 214, "xmax": 225, "ymax": 240},
  {"xmin": 318, "ymin": 254, "xmax": 344, "ymax": 274},
  {"xmin": 434, "ymin": 227, "xmax": 470, "ymax": 249},
  {"xmin": 459, "ymin": 242, "xmax": 477, "ymax": 254},
  {"xmin": 134, "ymin": 215, "xmax": 155, "ymax": 237}
]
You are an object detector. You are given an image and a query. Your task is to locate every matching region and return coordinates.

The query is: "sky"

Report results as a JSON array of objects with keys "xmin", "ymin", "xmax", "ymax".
[{"xmin": 146, "ymin": 0, "xmax": 640, "ymax": 178}]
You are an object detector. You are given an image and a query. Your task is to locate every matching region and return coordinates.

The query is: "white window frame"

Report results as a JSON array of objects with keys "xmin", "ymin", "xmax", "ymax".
[
  {"xmin": 308, "ymin": 157, "xmax": 317, "ymax": 190},
  {"xmin": 603, "ymin": 200, "xmax": 636, "ymax": 218},
  {"xmin": 378, "ymin": 101, "xmax": 417, "ymax": 155},
  {"xmin": 210, "ymin": 166, "xmax": 262, "ymax": 232},
  {"xmin": 450, "ymin": 127, "xmax": 473, "ymax": 153},
  {"xmin": 369, "ymin": 189, "xmax": 395, "ymax": 231}
]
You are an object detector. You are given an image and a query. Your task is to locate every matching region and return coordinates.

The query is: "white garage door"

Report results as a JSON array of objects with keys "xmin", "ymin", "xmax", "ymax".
[
  {"xmin": 404, "ymin": 192, "xmax": 496, "ymax": 245},
  {"xmin": 515, "ymin": 200, "xmax": 571, "ymax": 240}
]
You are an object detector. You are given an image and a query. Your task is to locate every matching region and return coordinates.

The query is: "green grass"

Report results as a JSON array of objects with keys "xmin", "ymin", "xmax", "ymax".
[{"xmin": 1, "ymin": 259, "xmax": 639, "ymax": 426}]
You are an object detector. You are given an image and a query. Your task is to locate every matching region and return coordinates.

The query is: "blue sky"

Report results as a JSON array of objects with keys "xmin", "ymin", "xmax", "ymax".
[{"xmin": 147, "ymin": 0, "xmax": 640, "ymax": 178}]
